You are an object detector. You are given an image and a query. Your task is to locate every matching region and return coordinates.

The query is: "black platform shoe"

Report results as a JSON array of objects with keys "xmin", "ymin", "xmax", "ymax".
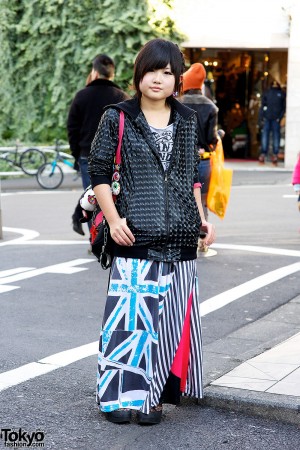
[
  {"xmin": 136, "ymin": 406, "xmax": 162, "ymax": 425},
  {"xmin": 105, "ymin": 409, "xmax": 132, "ymax": 424}
]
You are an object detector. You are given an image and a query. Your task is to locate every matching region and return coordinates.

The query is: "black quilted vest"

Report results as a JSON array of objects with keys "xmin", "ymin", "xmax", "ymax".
[{"xmin": 89, "ymin": 97, "xmax": 201, "ymax": 262}]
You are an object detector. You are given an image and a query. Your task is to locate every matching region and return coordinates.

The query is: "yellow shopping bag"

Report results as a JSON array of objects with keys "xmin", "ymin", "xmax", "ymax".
[{"xmin": 207, "ymin": 138, "xmax": 233, "ymax": 219}]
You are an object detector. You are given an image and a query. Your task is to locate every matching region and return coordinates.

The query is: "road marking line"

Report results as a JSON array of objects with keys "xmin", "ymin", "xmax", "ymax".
[
  {"xmin": 212, "ymin": 243, "xmax": 300, "ymax": 258},
  {"xmin": 1, "ymin": 190, "xmax": 81, "ymax": 196},
  {"xmin": 0, "ymin": 262, "xmax": 299, "ymax": 393},
  {"xmin": 7, "ymin": 240, "xmax": 89, "ymax": 245},
  {"xmin": 0, "ymin": 343, "xmax": 98, "ymax": 392},
  {"xmin": 0, "ymin": 268, "xmax": 35, "ymax": 278},
  {"xmin": 39, "ymin": 342, "xmax": 98, "ymax": 367},
  {"xmin": 0, "ymin": 259, "xmax": 94, "ymax": 293},
  {"xmin": 0, "ymin": 227, "xmax": 39, "ymax": 245},
  {"xmin": 0, "ymin": 285, "xmax": 19, "ymax": 294},
  {"xmin": 1, "ymin": 227, "xmax": 87, "ymax": 246},
  {"xmin": 201, "ymin": 261, "xmax": 300, "ymax": 317},
  {"xmin": 3, "ymin": 227, "xmax": 300, "ymax": 257}
]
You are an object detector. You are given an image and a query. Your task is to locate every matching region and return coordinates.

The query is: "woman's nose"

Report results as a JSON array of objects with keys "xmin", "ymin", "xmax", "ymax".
[{"xmin": 153, "ymin": 71, "xmax": 162, "ymax": 83}]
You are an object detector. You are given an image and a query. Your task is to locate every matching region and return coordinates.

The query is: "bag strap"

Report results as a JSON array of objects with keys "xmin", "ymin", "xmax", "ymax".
[
  {"xmin": 94, "ymin": 210, "xmax": 103, "ymax": 227},
  {"xmin": 94, "ymin": 110, "xmax": 124, "ymax": 228},
  {"xmin": 115, "ymin": 110, "xmax": 124, "ymax": 166}
]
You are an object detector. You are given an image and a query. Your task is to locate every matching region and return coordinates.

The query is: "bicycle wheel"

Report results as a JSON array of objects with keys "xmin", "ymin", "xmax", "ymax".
[
  {"xmin": 0, "ymin": 155, "xmax": 10, "ymax": 173},
  {"xmin": 36, "ymin": 162, "xmax": 64, "ymax": 189},
  {"xmin": 20, "ymin": 148, "xmax": 46, "ymax": 175}
]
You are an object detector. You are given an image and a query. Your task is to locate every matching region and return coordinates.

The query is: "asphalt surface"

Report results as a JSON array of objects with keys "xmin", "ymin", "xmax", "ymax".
[{"xmin": 0, "ymin": 161, "xmax": 299, "ymax": 449}]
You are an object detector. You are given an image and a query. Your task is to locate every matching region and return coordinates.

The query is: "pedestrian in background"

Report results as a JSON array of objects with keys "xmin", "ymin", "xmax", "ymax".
[
  {"xmin": 292, "ymin": 152, "xmax": 300, "ymax": 214},
  {"xmin": 88, "ymin": 38, "xmax": 216, "ymax": 425},
  {"xmin": 67, "ymin": 54, "xmax": 129, "ymax": 235},
  {"xmin": 258, "ymin": 80, "xmax": 286, "ymax": 165},
  {"xmin": 181, "ymin": 63, "xmax": 219, "ymax": 257}
]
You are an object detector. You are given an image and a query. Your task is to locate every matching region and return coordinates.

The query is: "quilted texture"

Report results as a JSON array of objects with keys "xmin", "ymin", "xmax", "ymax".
[{"xmin": 88, "ymin": 97, "xmax": 201, "ymax": 262}]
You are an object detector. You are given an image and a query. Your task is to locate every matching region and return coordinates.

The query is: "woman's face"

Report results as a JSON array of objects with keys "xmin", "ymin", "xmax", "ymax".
[{"xmin": 139, "ymin": 64, "xmax": 175, "ymax": 101}]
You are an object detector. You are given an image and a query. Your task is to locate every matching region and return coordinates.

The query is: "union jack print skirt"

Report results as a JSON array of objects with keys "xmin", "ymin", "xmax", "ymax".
[{"xmin": 97, "ymin": 257, "xmax": 203, "ymax": 414}]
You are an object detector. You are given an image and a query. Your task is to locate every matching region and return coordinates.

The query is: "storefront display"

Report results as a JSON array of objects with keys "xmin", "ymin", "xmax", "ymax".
[{"xmin": 183, "ymin": 48, "xmax": 287, "ymax": 159}]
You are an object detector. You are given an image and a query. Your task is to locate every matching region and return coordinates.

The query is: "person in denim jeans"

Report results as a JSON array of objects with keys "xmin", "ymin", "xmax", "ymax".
[
  {"xmin": 258, "ymin": 80, "xmax": 286, "ymax": 165},
  {"xmin": 67, "ymin": 54, "xmax": 129, "ymax": 235}
]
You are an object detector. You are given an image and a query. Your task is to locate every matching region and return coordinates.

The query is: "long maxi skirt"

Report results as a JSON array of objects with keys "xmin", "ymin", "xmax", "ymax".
[{"xmin": 96, "ymin": 257, "xmax": 203, "ymax": 414}]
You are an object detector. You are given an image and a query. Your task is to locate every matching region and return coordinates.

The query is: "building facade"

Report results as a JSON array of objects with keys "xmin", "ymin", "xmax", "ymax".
[{"xmin": 172, "ymin": 0, "xmax": 299, "ymax": 168}]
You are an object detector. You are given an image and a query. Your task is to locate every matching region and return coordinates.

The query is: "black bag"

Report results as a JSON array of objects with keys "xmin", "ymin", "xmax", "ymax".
[
  {"xmin": 88, "ymin": 110, "xmax": 125, "ymax": 269},
  {"xmin": 90, "ymin": 207, "xmax": 112, "ymax": 270}
]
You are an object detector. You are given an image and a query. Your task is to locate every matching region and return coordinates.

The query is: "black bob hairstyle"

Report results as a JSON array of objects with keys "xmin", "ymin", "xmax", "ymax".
[{"xmin": 133, "ymin": 38, "xmax": 185, "ymax": 100}]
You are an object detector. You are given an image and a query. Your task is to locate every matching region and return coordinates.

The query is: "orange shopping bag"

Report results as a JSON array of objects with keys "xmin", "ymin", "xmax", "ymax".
[{"xmin": 207, "ymin": 138, "xmax": 233, "ymax": 219}]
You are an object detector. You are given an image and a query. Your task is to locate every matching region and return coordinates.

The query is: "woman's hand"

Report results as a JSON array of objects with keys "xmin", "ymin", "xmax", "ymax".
[
  {"xmin": 93, "ymin": 185, "xmax": 135, "ymax": 247},
  {"xmin": 109, "ymin": 217, "xmax": 135, "ymax": 246},
  {"xmin": 200, "ymin": 219, "xmax": 216, "ymax": 247}
]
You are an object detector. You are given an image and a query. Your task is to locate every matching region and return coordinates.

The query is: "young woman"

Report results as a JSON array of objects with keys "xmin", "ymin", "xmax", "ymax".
[{"xmin": 88, "ymin": 38, "xmax": 216, "ymax": 425}]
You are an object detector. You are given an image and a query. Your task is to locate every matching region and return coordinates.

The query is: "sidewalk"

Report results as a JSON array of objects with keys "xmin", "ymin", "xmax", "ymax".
[
  {"xmin": 200, "ymin": 159, "xmax": 298, "ymax": 425},
  {"xmin": 202, "ymin": 294, "xmax": 300, "ymax": 425},
  {"xmin": 224, "ymin": 158, "xmax": 292, "ymax": 171}
]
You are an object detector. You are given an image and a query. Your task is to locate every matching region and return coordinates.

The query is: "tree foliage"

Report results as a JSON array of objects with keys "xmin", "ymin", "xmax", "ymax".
[{"xmin": 0, "ymin": 0, "xmax": 184, "ymax": 144}]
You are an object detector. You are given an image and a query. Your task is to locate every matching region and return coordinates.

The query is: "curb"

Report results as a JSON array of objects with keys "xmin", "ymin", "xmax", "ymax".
[{"xmin": 202, "ymin": 385, "xmax": 300, "ymax": 425}]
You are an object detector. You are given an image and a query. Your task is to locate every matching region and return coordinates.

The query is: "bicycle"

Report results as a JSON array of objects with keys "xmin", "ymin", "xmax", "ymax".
[
  {"xmin": 36, "ymin": 140, "xmax": 77, "ymax": 189},
  {"xmin": 0, "ymin": 140, "xmax": 46, "ymax": 175}
]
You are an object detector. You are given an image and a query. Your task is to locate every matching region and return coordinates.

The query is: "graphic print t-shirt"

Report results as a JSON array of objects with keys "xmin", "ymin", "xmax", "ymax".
[{"xmin": 150, "ymin": 124, "xmax": 174, "ymax": 171}]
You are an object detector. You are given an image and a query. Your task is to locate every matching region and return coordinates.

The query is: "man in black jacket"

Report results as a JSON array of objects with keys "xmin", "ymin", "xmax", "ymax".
[
  {"xmin": 181, "ymin": 63, "xmax": 219, "ymax": 257},
  {"xmin": 67, "ymin": 54, "xmax": 129, "ymax": 235}
]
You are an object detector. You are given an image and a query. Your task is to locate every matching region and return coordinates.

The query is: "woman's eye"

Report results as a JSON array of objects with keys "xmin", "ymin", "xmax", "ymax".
[{"xmin": 164, "ymin": 71, "xmax": 173, "ymax": 75}]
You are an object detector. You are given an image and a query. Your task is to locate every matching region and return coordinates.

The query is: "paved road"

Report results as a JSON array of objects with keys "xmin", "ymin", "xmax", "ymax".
[{"xmin": 0, "ymin": 166, "xmax": 299, "ymax": 449}]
